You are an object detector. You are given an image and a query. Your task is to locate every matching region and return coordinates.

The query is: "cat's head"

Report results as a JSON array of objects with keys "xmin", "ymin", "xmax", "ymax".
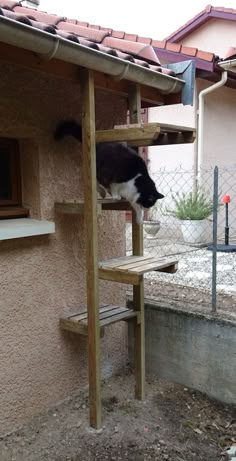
[{"xmin": 135, "ymin": 175, "xmax": 164, "ymax": 209}]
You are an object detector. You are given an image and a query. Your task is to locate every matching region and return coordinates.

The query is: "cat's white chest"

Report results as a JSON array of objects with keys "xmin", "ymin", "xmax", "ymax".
[{"xmin": 110, "ymin": 175, "xmax": 141, "ymax": 204}]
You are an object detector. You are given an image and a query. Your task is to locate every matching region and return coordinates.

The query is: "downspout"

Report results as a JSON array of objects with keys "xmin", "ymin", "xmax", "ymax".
[{"xmin": 197, "ymin": 70, "xmax": 227, "ymax": 179}]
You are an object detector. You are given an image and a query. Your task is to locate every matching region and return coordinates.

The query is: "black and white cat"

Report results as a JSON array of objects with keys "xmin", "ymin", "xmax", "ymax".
[{"xmin": 55, "ymin": 120, "xmax": 164, "ymax": 224}]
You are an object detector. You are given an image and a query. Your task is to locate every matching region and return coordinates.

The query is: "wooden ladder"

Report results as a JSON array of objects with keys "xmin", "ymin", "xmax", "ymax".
[{"xmin": 58, "ymin": 70, "xmax": 193, "ymax": 428}]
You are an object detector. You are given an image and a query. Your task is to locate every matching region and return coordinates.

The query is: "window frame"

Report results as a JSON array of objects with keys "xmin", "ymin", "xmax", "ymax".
[{"xmin": 0, "ymin": 138, "xmax": 29, "ymax": 218}]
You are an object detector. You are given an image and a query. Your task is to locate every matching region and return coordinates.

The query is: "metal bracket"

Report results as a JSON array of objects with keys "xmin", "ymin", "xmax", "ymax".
[{"xmin": 164, "ymin": 60, "xmax": 195, "ymax": 106}]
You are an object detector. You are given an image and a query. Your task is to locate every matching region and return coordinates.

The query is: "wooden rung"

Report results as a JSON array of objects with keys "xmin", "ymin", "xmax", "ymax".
[
  {"xmin": 55, "ymin": 198, "xmax": 132, "ymax": 214},
  {"xmin": 96, "ymin": 122, "xmax": 195, "ymax": 146},
  {"xmin": 60, "ymin": 305, "xmax": 138, "ymax": 336},
  {"xmin": 96, "ymin": 123, "xmax": 160, "ymax": 143},
  {"xmin": 98, "ymin": 255, "xmax": 178, "ymax": 284}
]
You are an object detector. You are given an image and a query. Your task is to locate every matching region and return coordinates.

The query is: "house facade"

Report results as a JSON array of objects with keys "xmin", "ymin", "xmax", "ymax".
[{"xmin": 0, "ymin": 0, "xmax": 189, "ymax": 433}]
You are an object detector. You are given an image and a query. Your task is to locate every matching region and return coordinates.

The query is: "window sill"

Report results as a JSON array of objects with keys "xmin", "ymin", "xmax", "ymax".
[{"xmin": 0, "ymin": 218, "xmax": 55, "ymax": 241}]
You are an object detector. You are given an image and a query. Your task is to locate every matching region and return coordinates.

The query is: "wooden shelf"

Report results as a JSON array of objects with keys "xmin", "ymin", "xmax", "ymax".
[
  {"xmin": 98, "ymin": 255, "xmax": 178, "ymax": 285},
  {"xmin": 55, "ymin": 198, "xmax": 132, "ymax": 214},
  {"xmin": 60, "ymin": 304, "xmax": 138, "ymax": 336},
  {"xmin": 96, "ymin": 122, "xmax": 195, "ymax": 146}
]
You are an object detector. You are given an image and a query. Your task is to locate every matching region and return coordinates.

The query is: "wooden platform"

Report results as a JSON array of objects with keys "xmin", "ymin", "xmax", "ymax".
[
  {"xmin": 60, "ymin": 304, "xmax": 138, "ymax": 336},
  {"xmin": 96, "ymin": 122, "xmax": 195, "ymax": 146},
  {"xmin": 98, "ymin": 255, "xmax": 178, "ymax": 284},
  {"xmin": 55, "ymin": 198, "xmax": 132, "ymax": 214}
]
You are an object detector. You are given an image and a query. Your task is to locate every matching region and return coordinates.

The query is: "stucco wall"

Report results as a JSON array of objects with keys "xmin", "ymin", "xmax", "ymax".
[
  {"xmin": 180, "ymin": 18, "xmax": 236, "ymax": 58},
  {"xmin": 0, "ymin": 62, "xmax": 128, "ymax": 434}
]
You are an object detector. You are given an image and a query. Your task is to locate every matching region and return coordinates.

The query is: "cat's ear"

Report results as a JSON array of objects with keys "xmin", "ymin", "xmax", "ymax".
[{"xmin": 157, "ymin": 192, "xmax": 165, "ymax": 199}]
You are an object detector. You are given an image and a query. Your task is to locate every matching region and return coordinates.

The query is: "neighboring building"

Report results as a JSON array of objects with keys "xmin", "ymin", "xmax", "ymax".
[
  {"xmin": 0, "ymin": 0, "xmax": 188, "ymax": 433},
  {"xmin": 149, "ymin": 4, "xmax": 236, "ymax": 176}
]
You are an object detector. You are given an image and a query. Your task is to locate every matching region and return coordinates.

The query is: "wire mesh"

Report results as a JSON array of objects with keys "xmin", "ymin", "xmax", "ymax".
[{"xmin": 126, "ymin": 165, "xmax": 236, "ymax": 313}]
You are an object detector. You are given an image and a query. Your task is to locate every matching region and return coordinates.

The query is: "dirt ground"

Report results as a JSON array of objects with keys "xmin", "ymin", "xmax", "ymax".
[{"xmin": 1, "ymin": 372, "xmax": 235, "ymax": 461}]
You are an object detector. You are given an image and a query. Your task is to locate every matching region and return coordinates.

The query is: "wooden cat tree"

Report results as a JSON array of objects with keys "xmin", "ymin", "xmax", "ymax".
[{"xmin": 56, "ymin": 68, "xmax": 195, "ymax": 428}]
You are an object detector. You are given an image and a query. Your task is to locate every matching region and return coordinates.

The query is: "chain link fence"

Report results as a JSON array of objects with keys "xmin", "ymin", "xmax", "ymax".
[{"xmin": 126, "ymin": 165, "xmax": 236, "ymax": 313}]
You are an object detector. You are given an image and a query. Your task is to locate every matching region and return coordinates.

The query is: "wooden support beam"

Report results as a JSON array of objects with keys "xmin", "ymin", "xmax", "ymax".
[
  {"xmin": 96, "ymin": 123, "xmax": 160, "ymax": 143},
  {"xmin": 80, "ymin": 68, "xmax": 101, "ymax": 429},
  {"xmin": 128, "ymin": 83, "xmax": 145, "ymax": 401}
]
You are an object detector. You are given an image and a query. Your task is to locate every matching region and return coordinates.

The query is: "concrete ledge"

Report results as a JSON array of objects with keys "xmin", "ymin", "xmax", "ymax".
[
  {"xmin": 128, "ymin": 297, "xmax": 236, "ymax": 404},
  {"xmin": 0, "ymin": 218, "xmax": 55, "ymax": 241}
]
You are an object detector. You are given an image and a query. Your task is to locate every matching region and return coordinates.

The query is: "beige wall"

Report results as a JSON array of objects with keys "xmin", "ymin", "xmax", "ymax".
[
  {"xmin": 196, "ymin": 78, "xmax": 236, "ymax": 169},
  {"xmin": 181, "ymin": 18, "xmax": 236, "ymax": 58},
  {"xmin": 0, "ymin": 62, "xmax": 128, "ymax": 434}
]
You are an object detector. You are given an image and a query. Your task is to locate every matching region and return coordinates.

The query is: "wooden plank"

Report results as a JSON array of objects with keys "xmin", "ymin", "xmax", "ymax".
[
  {"xmin": 98, "ymin": 268, "xmax": 141, "ymax": 285},
  {"xmin": 60, "ymin": 318, "xmax": 88, "ymax": 336},
  {"xmin": 96, "ymin": 124, "xmax": 160, "ymax": 143},
  {"xmin": 55, "ymin": 199, "xmax": 132, "ymax": 213},
  {"xmin": 128, "ymin": 132, "xmax": 195, "ymax": 147},
  {"xmin": 99, "ymin": 255, "xmax": 152, "ymax": 269},
  {"xmin": 129, "ymin": 83, "xmax": 145, "ymax": 401},
  {"xmin": 80, "ymin": 68, "xmax": 101, "ymax": 429},
  {"xmin": 157, "ymin": 263, "xmax": 178, "ymax": 274},
  {"xmin": 55, "ymin": 201, "xmax": 102, "ymax": 215},
  {"xmin": 127, "ymin": 258, "xmax": 178, "ymax": 274},
  {"xmin": 100, "ymin": 309, "xmax": 137, "ymax": 327},
  {"xmin": 116, "ymin": 257, "xmax": 166, "ymax": 271},
  {"xmin": 66, "ymin": 305, "xmax": 112, "ymax": 323},
  {"xmin": 114, "ymin": 122, "xmax": 195, "ymax": 133}
]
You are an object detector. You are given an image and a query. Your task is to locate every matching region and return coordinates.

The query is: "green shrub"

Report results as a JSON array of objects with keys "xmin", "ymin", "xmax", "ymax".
[{"xmin": 167, "ymin": 190, "xmax": 216, "ymax": 220}]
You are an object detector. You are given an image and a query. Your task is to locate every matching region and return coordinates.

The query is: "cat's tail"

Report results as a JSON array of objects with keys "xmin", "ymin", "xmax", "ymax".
[{"xmin": 54, "ymin": 119, "xmax": 82, "ymax": 142}]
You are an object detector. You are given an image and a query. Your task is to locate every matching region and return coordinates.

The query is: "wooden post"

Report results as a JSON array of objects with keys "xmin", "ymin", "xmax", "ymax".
[
  {"xmin": 128, "ymin": 84, "xmax": 145, "ymax": 400},
  {"xmin": 80, "ymin": 68, "xmax": 101, "ymax": 428}
]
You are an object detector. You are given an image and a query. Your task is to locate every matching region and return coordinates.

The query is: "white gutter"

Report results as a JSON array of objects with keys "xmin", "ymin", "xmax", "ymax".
[
  {"xmin": 218, "ymin": 58, "xmax": 236, "ymax": 74},
  {"xmin": 197, "ymin": 70, "xmax": 227, "ymax": 176},
  {"xmin": 0, "ymin": 16, "xmax": 184, "ymax": 94}
]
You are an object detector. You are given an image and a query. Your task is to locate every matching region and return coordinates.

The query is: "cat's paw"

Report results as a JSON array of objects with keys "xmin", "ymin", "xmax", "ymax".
[
  {"xmin": 136, "ymin": 210, "xmax": 144, "ymax": 225},
  {"xmin": 111, "ymin": 193, "xmax": 122, "ymax": 200}
]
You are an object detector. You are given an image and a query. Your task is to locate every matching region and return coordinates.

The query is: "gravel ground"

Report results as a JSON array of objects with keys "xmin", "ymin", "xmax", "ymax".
[
  {"xmin": 126, "ymin": 228, "xmax": 236, "ymax": 313},
  {"xmin": 145, "ymin": 247, "xmax": 236, "ymax": 295},
  {"xmin": 1, "ymin": 372, "xmax": 235, "ymax": 461}
]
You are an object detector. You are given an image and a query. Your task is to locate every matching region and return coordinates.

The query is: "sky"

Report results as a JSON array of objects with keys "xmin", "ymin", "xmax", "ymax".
[{"xmin": 39, "ymin": 0, "xmax": 236, "ymax": 40}]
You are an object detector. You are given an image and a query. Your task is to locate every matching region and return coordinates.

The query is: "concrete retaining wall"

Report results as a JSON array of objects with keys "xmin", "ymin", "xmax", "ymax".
[{"xmin": 128, "ymin": 298, "xmax": 236, "ymax": 404}]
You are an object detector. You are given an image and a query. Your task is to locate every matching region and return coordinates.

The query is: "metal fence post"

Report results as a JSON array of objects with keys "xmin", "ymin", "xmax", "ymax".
[{"xmin": 212, "ymin": 166, "xmax": 218, "ymax": 312}]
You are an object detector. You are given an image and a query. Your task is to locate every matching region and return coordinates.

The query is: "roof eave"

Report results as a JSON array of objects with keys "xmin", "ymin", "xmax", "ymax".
[
  {"xmin": 0, "ymin": 16, "xmax": 184, "ymax": 95},
  {"xmin": 167, "ymin": 10, "xmax": 236, "ymax": 44},
  {"xmin": 153, "ymin": 47, "xmax": 215, "ymax": 72}
]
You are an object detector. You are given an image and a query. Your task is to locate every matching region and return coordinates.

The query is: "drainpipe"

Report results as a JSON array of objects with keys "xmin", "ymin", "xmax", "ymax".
[{"xmin": 197, "ymin": 70, "xmax": 227, "ymax": 179}]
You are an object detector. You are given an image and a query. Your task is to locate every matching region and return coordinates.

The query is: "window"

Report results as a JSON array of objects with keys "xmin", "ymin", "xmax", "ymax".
[{"xmin": 0, "ymin": 139, "xmax": 29, "ymax": 218}]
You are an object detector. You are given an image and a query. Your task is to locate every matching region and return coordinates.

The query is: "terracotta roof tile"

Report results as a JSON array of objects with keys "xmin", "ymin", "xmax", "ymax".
[
  {"xmin": 0, "ymin": 0, "xmax": 18, "ymax": 8},
  {"xmin": 66, "ymin": 18, "xmax": 77, "ymax": 25},
  {"xmin": 103, "ymin": 36, "xmax": 160, "ymax": 64},
  {"xmin": 181, "ymin": 46, "xmax": 198, "ymax": 57},
  {"xmin": 89, "ymin": 24, "xmax": 101, "ymax": 30},
  {"xmin": 197, "ymin": 50, "xmax": 214, "ymax": 62},
  {"xmin": 76, "ymin": 21, "xmax": 89, "ymax": 27},
  {"xmin": 124, "ymin": 33, "xmax": 138, "ymax": 42},
  {"xmin": 0, "ymin": 0, "xmax": 221, "ymax": 78},
  {"xmin": 166, "ymin": 42, "xmax": 181, "ymax": 53},
  {"xmin": 0, "ymin": 2, "xmax": 176, "ymax": 78},
  {"xmin": 151, "ymin": 40, "xmax": 166, "ymax": 49},
  {"xmin": 14, "ymin": 5, "xmax": 64, "ymax": 25},
  {"xmin": 137, "ymin": 36, "xmax": 152, "ymax": 45},
  {"xmin": 57, "ymin": 22, "xmax": 109, "ymax": 43},
  {"xmin": 111, "ymin": 30, "xmax": 125, "ymax": 39},
  {"xmin": 224, "ymin": 47, "xmax": 236, "ymax": 60}
]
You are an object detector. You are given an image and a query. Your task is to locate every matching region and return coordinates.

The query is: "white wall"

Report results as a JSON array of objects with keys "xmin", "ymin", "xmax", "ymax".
[{"xmin": 181, "ymin": 18, "xmax": 236, "ymax": 58}]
